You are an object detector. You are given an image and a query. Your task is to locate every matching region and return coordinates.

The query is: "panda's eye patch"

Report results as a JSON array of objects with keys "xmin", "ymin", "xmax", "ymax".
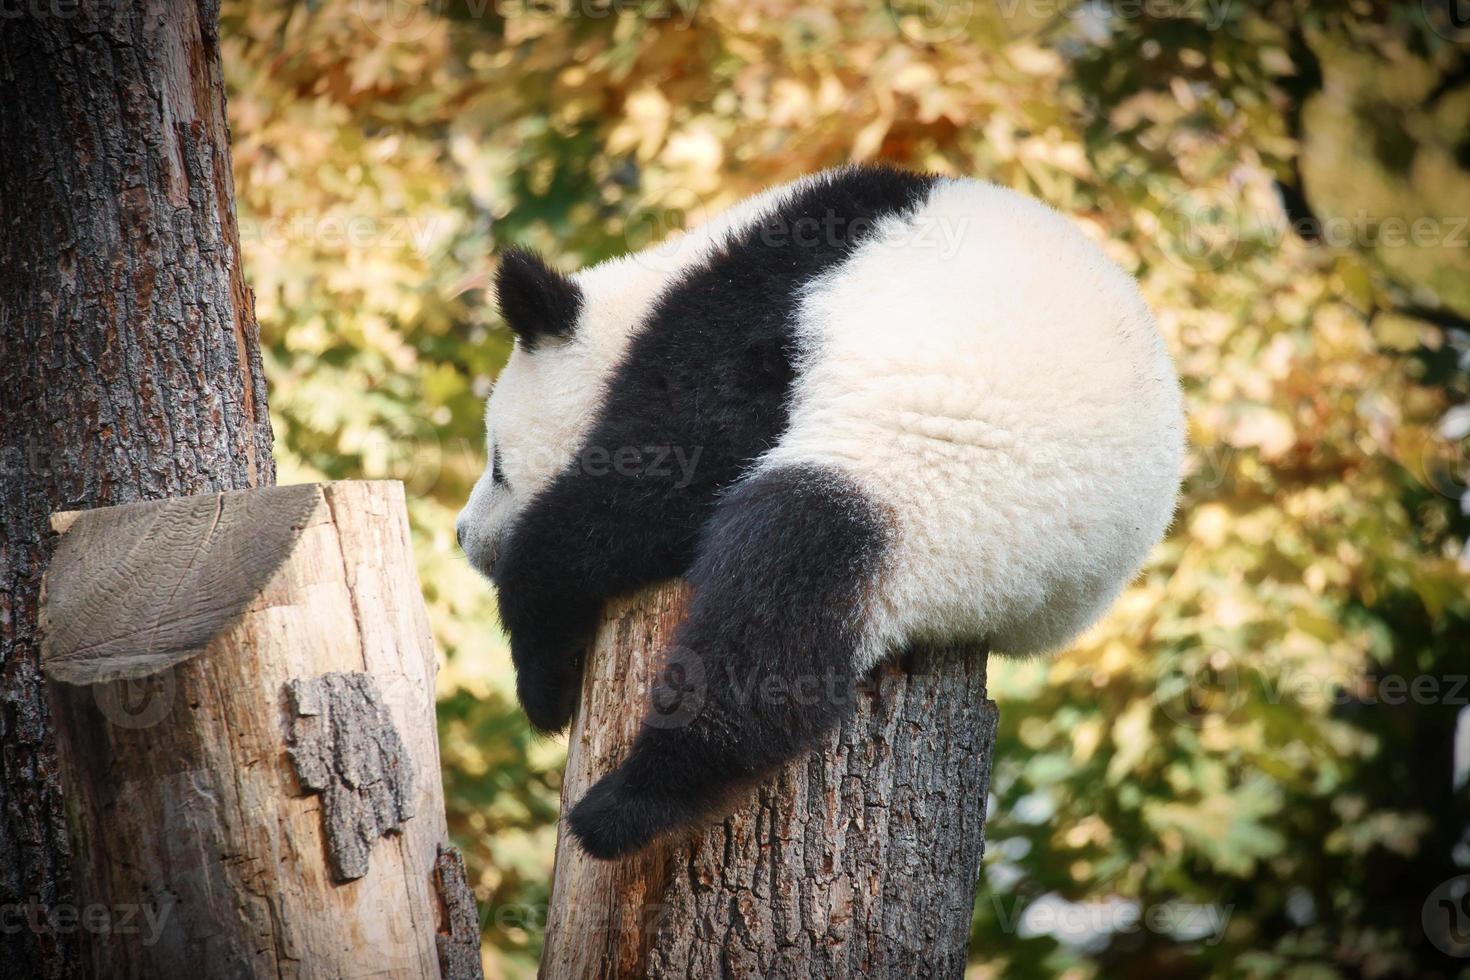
[{"xmin": 491, "ymin": 446, "xmax": 507, "ymax": 487}]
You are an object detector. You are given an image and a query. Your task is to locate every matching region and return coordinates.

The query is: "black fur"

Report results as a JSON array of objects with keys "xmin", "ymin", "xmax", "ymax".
[
  {"xmin": 495, "ymin": 246, "xmax": 583, "ymax": 349},
  {"xmin": 488, "ymin": 165, "xmax": 934, "ymax": 851},
  {"xmin": 566, "ymin": 465, "xmax": 889, "ymax": 859}
]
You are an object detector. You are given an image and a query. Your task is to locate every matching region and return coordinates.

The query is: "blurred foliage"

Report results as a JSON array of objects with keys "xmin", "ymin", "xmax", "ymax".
[{"xmin": 220, "ymin": 0, "xmax": 1470, "ymax": 976}]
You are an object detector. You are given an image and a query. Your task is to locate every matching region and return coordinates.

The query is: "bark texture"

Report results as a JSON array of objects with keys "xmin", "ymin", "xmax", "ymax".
[
  {"xmin": 41, "ymin": 481, "xmax": 477, "ymax": 979},
  {"xmin": 0, "ymin": 3, "xmax": 272, "ymax": 975},
  {"xmin": 542, "ymin": 584, "xmax": 997, "ymax": 980},
  {"xmin": 285, "ymin": 672, "xmax": 419, "ymax": 884},
  {"xmin": 436, "ymin": 844, "xmax": 488, "ymax": 980}
]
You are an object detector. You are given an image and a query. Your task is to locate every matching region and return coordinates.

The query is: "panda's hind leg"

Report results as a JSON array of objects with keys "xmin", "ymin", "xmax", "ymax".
[{"xmin": 566, "ymin": 463, "xmax": 890, "ymax": 859}]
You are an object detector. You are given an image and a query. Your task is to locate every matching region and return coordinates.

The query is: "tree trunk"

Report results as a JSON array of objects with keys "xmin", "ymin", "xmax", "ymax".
[
  {"xmin": 542, "ymin": 584, "xmax": 997, "ymax": 979},
  {"xmin": 39, "ymin": 481, "xmax": 480, "ymax": 979},
  {"xmin": 0, "ymin": 3, "xmax": 272, "ymax": 975}
]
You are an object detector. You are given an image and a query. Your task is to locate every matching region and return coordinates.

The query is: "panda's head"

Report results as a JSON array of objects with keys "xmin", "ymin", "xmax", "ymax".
[{"xmin": 456, "ymin": 247, "xmax": 600, "ymax": 579}]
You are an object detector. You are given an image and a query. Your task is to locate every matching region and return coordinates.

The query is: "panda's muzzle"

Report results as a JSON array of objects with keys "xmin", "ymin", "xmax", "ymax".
[{"xmin": 455, "ymin": 516, "xmax": 503, "ymax": 581}]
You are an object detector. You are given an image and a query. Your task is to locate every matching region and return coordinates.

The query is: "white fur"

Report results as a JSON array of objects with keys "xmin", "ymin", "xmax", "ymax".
[
  {"xmin": 459, "ymin": 172, "xmax": 1185, "ymax": 665},
  {"xmin": 759, "ymin": 177, "xmax": 1184, "ymax": 665}
]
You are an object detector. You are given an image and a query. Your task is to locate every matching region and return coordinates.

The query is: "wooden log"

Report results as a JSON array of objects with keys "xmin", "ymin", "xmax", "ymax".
[
  {"xmin": 542, "ymin": 583, "xmax": 997, "ymax": 979},
  {"xmin": 39, "ymin": 480, "xmax": 482, "ymax": 980}
]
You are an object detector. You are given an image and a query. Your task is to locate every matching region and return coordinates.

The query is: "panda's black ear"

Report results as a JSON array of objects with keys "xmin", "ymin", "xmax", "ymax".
[{"xmin": 495, "ymin": 246, "xmax": 582, "ymax": 350}]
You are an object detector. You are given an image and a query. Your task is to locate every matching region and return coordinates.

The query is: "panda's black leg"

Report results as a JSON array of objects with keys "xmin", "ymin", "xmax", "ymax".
[
  {"xmin": 491, "ymin": 462, "xmax": 711, "ymax": 733},
  {"xmin": 566, "ymin": 464, "xmax": 891, "ymax": 859}
]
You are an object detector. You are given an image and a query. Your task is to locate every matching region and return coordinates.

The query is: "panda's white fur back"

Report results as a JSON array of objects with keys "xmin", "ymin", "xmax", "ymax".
[{"xmin": 765, "ymin": 178, "xmax": 1183, "ymax": 662}]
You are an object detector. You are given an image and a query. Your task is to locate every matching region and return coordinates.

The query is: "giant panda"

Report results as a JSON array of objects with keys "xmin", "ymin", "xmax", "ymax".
[{"xmin": 456, "ymin": 165, "xmax": 1185, "ymax": 860}]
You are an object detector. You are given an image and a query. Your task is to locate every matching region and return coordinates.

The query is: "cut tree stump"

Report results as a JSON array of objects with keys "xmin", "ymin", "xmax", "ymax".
[
  {"xmin": 39, "ymin": 480, "xmax": 482, "ymax": 980},
  {"xmin": 542, "ymin": 583, "xmax": 997, "ymax": 980}
]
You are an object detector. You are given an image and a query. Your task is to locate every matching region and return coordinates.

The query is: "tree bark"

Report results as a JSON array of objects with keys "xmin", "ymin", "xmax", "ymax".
[
  {"xmin": 0, "ymin": 3, "xmax": 272, "ymax": 975},
  {"xmin": 40, "ymin": 481, "xmax": 481, "ymax": 979},
  {"xmin": 542, "ymin": 584, "xmax": 997, "ymax": 979}
]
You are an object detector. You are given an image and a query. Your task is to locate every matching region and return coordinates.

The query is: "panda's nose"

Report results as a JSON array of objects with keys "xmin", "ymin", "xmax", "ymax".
[{"xmin": 455, "ymin": 521, "xmax": 468, "ymax": 552}]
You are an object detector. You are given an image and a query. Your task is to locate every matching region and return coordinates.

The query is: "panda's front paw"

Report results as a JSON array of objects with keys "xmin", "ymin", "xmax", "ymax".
[
  {"xmin": 567, "ymin": 769, "xmax": 684, "ymax": 860},
  {"xmin": 511, "ymin": 640, "xmax": 583, "ymax": 734},
  {"xmin": 501, "ymin": 592, "xmax": 595, "ymax": 733}
]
